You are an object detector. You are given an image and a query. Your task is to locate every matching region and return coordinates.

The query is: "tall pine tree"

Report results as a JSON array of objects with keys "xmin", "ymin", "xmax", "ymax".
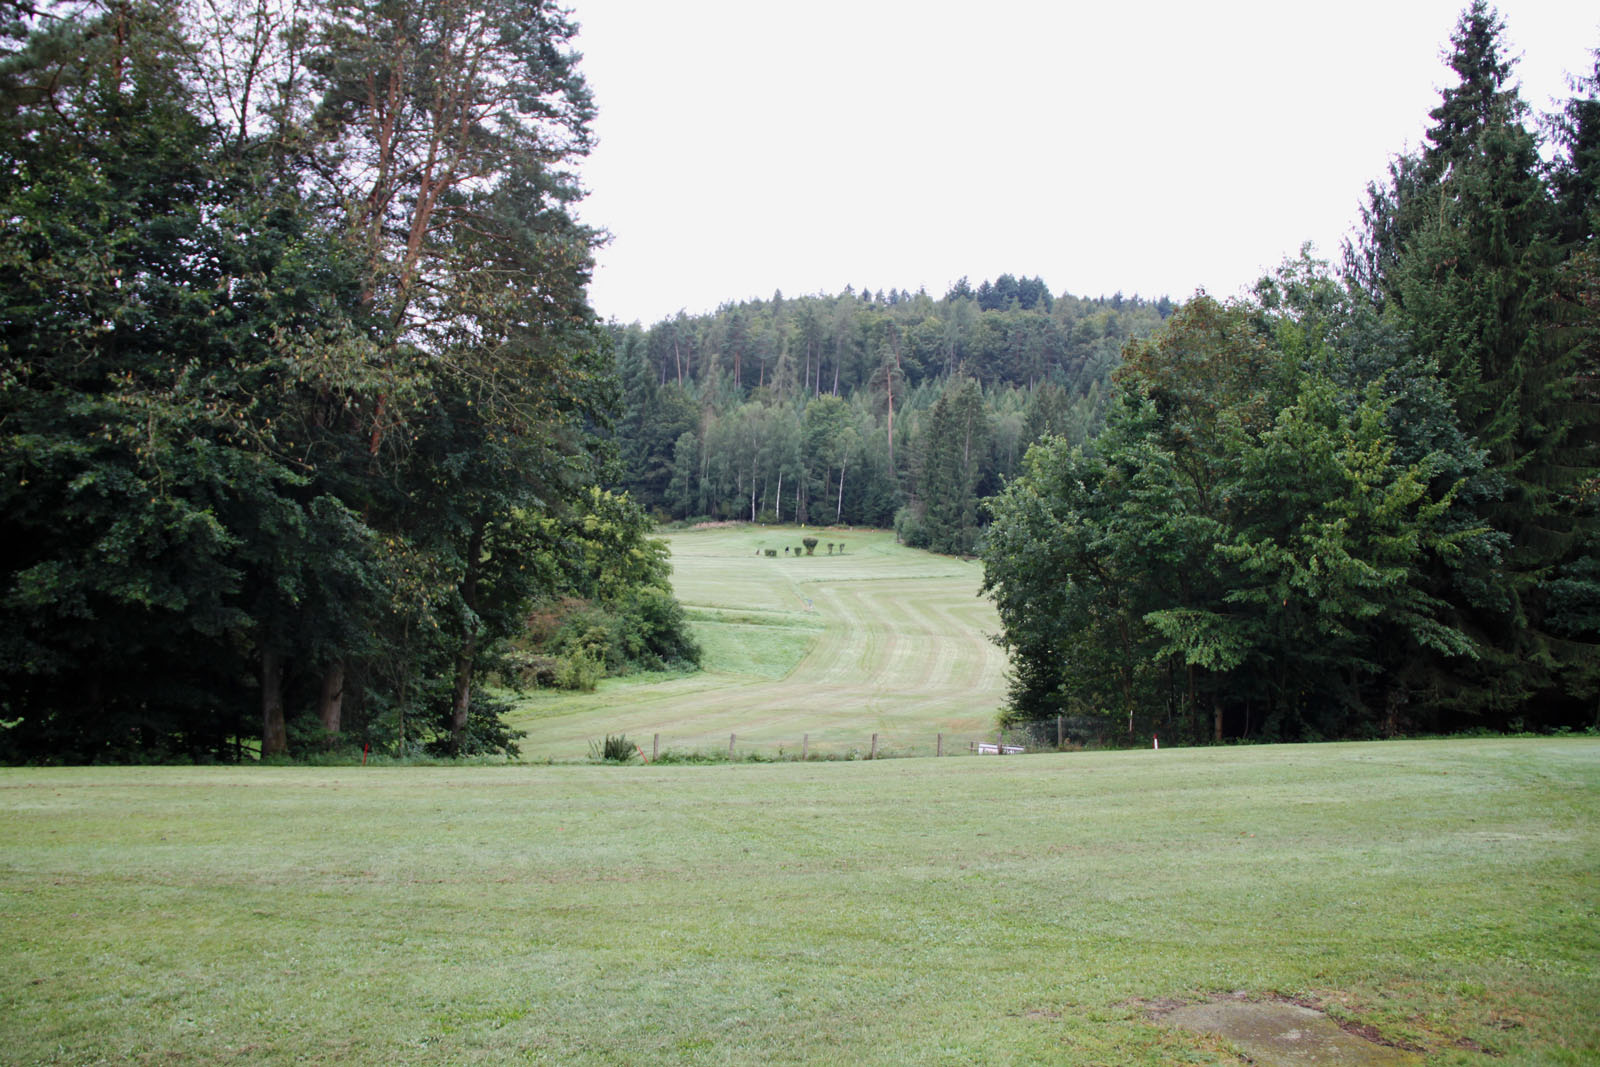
[{"xmin": 1347, "ymin": 2, "xmax": 1600, "ymax": 725}]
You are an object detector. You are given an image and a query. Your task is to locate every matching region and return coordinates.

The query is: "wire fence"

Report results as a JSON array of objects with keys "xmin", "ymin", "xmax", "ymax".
[{"xmin": 603, "ymin": 718, "xmax": 1092, "ymax": 764}]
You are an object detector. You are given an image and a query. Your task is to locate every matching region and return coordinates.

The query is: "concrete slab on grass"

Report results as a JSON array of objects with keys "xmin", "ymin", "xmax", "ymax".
[{"xmin": 1163, "ymin": 1000, "xmax": 1422, "ymax": 1066}]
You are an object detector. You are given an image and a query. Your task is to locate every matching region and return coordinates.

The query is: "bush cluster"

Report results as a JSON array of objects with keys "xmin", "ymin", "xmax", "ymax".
[{"xmin": 515, "ymin": 586, "xmax": 700, "ymax": 692}]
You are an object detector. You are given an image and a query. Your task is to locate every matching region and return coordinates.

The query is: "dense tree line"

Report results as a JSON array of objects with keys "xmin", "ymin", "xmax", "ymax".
[
  {"xmin": 0, "ymin": 1, "xmax": 693, "ymax": 762},
  {"xmin": 984, "ymin": 3, "xmax": 1599, "ymax": 742},
  {"xmin": 609, "ymin": 282, "xmax": 1171, "ymax": 553}
]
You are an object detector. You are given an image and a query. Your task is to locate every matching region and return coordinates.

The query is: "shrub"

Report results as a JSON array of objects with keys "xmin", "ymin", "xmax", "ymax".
[
  {"xmin": 802, "ymin": 536, "xmax": 818, "ymax": 555},
  {"xmin": 619, "ymin": 586, "xmax": 701, "ymax": 669},
  {"xmin": 555, "ymin": 648, "xmax": 603, "ymax": 691},
  {"xmin": 504, "ymin": 651, "xmax": 562, "ymax": 688},
  {"xmin": 894, "ymin": 506, "xmax": 927, "ymax": 548},
  {"xmin": 521, "ymin": 586, "xmax": 701, "ymax": 683},
  {"xmin": 764, "ymin": 548, "xmax": 777, "ymax": 557},
  {"xmin": 589, "ymin": 733, "xmax": 636, "ymax": 762},
  {"xmin": 423, "ymin": 689, "xmax": 526, "ymax": 758}
]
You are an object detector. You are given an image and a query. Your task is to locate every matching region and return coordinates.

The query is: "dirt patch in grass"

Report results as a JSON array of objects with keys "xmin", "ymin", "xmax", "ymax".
[{"xmin": 1153, "ymin": 994, "xmax": 1427, "ymax": 1066}]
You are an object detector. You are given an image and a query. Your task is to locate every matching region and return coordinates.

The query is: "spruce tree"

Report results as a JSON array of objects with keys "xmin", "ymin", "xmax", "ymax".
[
  {"xmin": 1347, "ymin": 4, "xmax": 1600, "ymax": 725},
  {"xmin": 1550, "ymin": 51, "xmax": 1600, "ymax": 250}
]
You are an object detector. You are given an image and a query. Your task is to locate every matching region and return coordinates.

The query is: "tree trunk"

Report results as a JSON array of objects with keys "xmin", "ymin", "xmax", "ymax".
[
  {"xmin": 449, "ymin": 631, "xmax": 479, "ymax": 756},
  {"xmin": 1117, "ymin": 617, "xmax": 1135, "ymax": 735},
  {"xmin": 1187, "ymin": 664, "xmax": 1198, "ymax": 741},
  {"xmin": 836, "ymin": 456, "xmax": 847, "ymax": 522},
  {"xmin": 1213, "ymin": 696, "xmax": 1224, "ymax": 743},
  {"xmin": 318, "ymin": 660, "xmax": 345, "ymax": 741},
  {"xmin": 261, "ymin": 646, "xmax": 288, "ymax": 757},
  {"xmin": 775, "ymin": 470, "xmax": 784, "ymax": 522},
  {"xmin": 448, "ymin": 518, "xmax": 488, "ymax": 755},
  {"xmin": 886, "ymin": 373, "xmax": 895, "ymax": 473}
]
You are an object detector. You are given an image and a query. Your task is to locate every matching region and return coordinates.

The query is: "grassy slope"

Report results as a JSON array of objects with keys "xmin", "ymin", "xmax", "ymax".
[
  {"xmin": 2, "ymin": 739, "xmax": 1597, "ymax": 1065},
  {"xmin": 508, "ymin": 525, "xmax": 1011, "ymax": 759}
]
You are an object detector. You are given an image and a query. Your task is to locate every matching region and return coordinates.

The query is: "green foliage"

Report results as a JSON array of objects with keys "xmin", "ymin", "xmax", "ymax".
[
  {"xmin": 422, "ymin": 689, "xmax": 526, "ymax": 758},
  {"xmin": 588, "ymin": 733, "xmax": 636, "ymax": 762},
  {"xmin": 918, "ymin": 377, "xmax": 991, "ymax": 555},
  {"xmin": 0, "ymin": 0, "xmax": 640, "ymax": 762},
  {"xmin": 894, "ymin": 505, "xmax": 927, "ymax": 548},
  {"xmin": 608, "ymin": 283, "xmax": 1169, "ymax": 528},
  {"xmin": 802, "ymin": 536, "xmax": 819, "ymax": 555},
  {"xmin": 555, "ymin": 649, "xmax": 603, "ymax": 693},
  {"xmin": 981, "ymin": 8, "xmax": 1600, "ymax": 741},
  {"xmin": 513, "ymin": 490, "xmax": 701, "ymax": 685},
  {"xmin": 984, "ymin": 267, "xmax": 1496, "ymax": 743},
  {"xmin": 1344, "ymin": 3, "xmax": 1600, "ymax": 726}
]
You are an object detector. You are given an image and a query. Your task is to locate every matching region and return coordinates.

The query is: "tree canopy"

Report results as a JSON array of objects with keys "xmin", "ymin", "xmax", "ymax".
[
  {"xmin": 0, "ymin": 0, "xmax": 691, "ymax": 762},
  {"xmin": 606, "ymin": 281, "xmax": 1170, "ymax": 540},
  {"xmin": 986, "ymin": 4, "xmax": 1599, "ymax": 742}
]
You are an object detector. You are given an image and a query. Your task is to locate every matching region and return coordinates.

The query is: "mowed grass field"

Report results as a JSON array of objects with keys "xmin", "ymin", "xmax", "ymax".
[
  {"xmin": 508, "ymin": 525, "xmax": 1010, "ymax": 759},
  {"xmin": 2, "ymin": 739, "xmax": 1597, "ymax": 1065}
]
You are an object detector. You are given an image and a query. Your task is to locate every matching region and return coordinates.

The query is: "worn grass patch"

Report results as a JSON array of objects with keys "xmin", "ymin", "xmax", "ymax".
[{"xmin": 2, "ymin": 738, "xmax": 1597, "ymax": 1065}]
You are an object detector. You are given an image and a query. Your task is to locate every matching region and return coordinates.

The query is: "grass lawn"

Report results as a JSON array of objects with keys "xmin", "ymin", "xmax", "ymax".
[
  {"xmin": 2, "ymin": 738, "xmax": 1597, "ymax": 1064},
  {"xmin": 507, "ymin": 525, "xmax": 1010, "ymax": 760}
]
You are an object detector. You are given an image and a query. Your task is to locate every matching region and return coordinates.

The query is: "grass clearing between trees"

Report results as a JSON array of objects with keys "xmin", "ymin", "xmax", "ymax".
[
  {"xmin": 507, "ymin": 525, "xmax": 1009, "ymax": 759},
  {"xmin": 2, "ymin": 738, "xmax": 1597, "ymax": 1065}
]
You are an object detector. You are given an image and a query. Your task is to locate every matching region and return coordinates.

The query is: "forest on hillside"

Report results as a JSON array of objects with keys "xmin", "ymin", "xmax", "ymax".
[{"xmin": 609, "ymin": 284, "xmax": 1171, "ymax": 552}]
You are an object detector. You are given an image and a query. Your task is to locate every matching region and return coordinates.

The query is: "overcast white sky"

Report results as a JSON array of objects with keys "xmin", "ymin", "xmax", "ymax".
[{"xmin": 568, "ymin": 1, "xmax": 1598, "ymax": 325}]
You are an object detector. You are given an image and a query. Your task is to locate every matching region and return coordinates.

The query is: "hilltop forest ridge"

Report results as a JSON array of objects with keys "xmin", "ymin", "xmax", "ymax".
[{"xmin": 609, "ymin": 281, "xmax": 1170, "ymax": 550}]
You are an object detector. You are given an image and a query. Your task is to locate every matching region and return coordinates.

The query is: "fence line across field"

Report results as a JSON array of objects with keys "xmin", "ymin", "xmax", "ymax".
[{"xmin": 620, "ymin": 717, "xmax": 1084, "ymax": 762}]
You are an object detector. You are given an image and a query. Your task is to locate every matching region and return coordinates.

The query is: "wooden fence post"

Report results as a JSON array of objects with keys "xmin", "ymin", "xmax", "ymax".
[
  {"xmin": 870, "ymin": 733, "xmax": 878, "ymax": 760},
  {"xmin": 1056, "ymin": 716, "xmax": 1063, "ymax": 748},
  {"xmin": 729, "ymin": 733, "xmax": 736, "ymax": 761},
  {"xmin": 802, "ymin": 733, "xmax": 808, "ymax": 761},
  {"xmin": 653, "ymin": 732, "xmax": 660, "ymax": 762},
  {"xmin": 996, "ymin": 730, "xmax": 1004, "ymax": 754},
  {"xmin": 936, "ymin": 732, "xmax": 943, "ymax": 757}
]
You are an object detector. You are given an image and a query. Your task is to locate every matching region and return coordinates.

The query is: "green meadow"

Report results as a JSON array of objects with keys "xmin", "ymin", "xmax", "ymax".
[
  {"xmin": 5, "ymin": 531, "xmax": 1597, "ymax": 1064},
  {"xmin": 2, "ymin": 739, "xmax": 1597, "ymax": 1065},
  {"xmin": 508, "ymin": 525, "xmax": 1011, "ymax": 760}
]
